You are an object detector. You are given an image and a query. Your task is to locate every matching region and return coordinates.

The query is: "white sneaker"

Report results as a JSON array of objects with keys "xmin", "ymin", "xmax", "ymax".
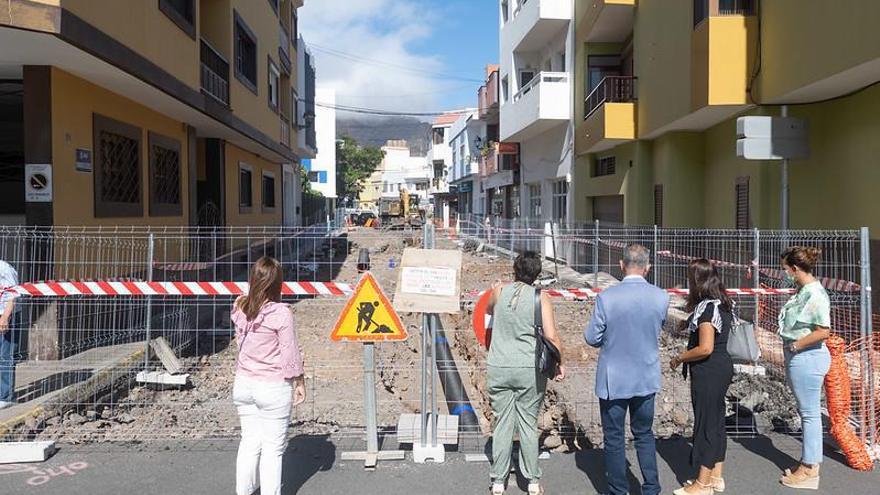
[{"xmin": 0, "ymin": 401, "xmax": 14, "ymax": 410}]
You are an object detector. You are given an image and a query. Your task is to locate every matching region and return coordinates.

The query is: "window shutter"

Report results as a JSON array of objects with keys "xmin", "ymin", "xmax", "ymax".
[{"xmin": 735, "ymin": 176, "xmax": 750, "ymax": 229}]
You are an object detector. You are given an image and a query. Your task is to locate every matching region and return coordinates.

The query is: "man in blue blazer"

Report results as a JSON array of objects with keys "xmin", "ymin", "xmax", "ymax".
[{"xmin": 585, "ymin": 244, "xmax": 669, "ymax": 495}]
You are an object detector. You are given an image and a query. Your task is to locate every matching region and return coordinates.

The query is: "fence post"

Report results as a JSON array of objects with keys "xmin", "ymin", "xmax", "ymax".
[
  {"xmin": 144, "ymin": 233, "xmax": 155, "ymax": 371},
  {"xmin": 859, "ymin": 227, "xmax": 875, "ymax": 448},
  {"xmin": 753, "ymin": 228, "xmax": 761, "ymax": 322},
  {"xmin": 653, "ymin": 225, "xmax": 658, "ymax": 286},
  {"xmin": 593, "ymin": 219, "xmax": 599, "ymax": 287}
]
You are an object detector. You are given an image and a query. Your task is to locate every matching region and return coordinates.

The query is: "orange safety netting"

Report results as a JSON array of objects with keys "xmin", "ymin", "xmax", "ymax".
[{"xmin": 825, "ymin": 335, "xmax": 874, "ymax": 471}]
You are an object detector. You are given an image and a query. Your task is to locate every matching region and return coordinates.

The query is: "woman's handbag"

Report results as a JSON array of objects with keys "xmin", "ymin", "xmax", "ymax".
[
  {"xmin": 534, "ymin": 290, "xmax": 561, "ymax": 378},
  {"xmin": 727, "ymin": 318, "xmax": 761, "ymax": 363}
]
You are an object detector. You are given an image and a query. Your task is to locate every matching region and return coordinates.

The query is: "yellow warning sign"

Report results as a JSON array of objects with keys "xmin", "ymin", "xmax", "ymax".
[{"xmin": 331, "ymin": 272, "xmax": 407, "ymax": 342}]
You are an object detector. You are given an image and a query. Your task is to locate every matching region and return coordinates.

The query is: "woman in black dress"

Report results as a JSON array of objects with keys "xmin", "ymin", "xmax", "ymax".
[{"xmin": 670, "ymin": 259, "xmax": 735, "ymax": 495}]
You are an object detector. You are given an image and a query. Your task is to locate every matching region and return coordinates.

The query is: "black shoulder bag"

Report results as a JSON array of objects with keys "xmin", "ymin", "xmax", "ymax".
[{"xmin": 534, "ymin": 290, "xmax": 561, "ymax": 378}]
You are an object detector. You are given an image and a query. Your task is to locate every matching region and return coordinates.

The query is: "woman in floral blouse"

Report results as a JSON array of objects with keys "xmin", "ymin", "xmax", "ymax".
[{"xmin": 777, "ymin": 246, "xmax": 831, "ymax": 490}]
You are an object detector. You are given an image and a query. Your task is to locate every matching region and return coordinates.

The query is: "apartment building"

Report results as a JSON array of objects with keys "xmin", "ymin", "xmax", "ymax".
[
  {"xmin": 573, "ymin": 0, "xmax": 880, "ymax": 244},
  {"xmin": 448, "ymin": 109, "xmax": 484, "ymax": 216},
  {"xmin": 301, "ymin": 87, "xmax": 337, "ymax": 217},
  {"xmin": 426, "ymin": 112, "xmax": 463, "ymax": 221},
  {"xmin": 0, "ymin": 0, "xmax": 315, "ymax": 228},
  {"xmin": 359, "ymin": 140, "xmax": 430, "ymax": 212},
  {"xmin": 499, "ymin": 0, "xmax": 575, "ymax": 223}
]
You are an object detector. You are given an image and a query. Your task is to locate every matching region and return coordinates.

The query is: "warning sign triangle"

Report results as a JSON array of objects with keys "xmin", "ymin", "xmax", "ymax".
[{"xmin": 331, "ymin": 272, "xmax": 407, "ymax": 342}]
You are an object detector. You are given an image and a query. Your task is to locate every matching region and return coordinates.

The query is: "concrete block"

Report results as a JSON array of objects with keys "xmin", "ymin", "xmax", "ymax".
[
  {"xmin": 0, "ymin": 441, "xmax": 56, "ymax": 464},
  {"xmin": 136, "ymin": 371, "xmax": 190, "ymax": 386}
]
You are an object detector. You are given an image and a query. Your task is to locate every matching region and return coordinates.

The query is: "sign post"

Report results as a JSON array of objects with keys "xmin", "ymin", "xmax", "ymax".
[{"xmin": 332, "ymin": 272, "xmax": 407, "ymax": 470}]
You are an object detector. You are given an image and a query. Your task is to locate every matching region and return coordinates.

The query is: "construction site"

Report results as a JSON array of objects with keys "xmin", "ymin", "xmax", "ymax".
[{"xmin": 0, "ymin": 221, "xmax": 876, "ymax": 474}]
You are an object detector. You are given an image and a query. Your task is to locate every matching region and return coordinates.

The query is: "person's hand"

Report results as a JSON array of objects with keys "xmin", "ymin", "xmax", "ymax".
[
  {"xmin": 0, "ymin": 316, "xmax": 8, "ymax": 334},
  {"xmin": 292, "ymin": 377, "xmax": 307, "ymax": 407},
  {"xmin": 491, "ymin": 279, "xmax": 503, "ymax": 291},
  {"xmin": 669, "ymin": 356, "xmax": 681, "ymax": 370},
  {"xmin": 554, "ymin": 365, "xmax": 566, "ymax": 382}
]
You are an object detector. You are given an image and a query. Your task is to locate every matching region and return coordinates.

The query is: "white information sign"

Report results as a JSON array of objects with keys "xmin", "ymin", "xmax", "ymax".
[
  {"xmin": 25, "ymin": 164, "xmax": 52, "ymax": 203},
  {"xmin": 401, "ymin": 267, "xmax": 457, "ymax": 297}
]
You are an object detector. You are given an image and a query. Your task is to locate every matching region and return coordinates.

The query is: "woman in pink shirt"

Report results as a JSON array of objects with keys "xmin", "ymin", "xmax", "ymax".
[{"xmin": 232, "ymin": 256, "xmax": 306, "ymax": 495}]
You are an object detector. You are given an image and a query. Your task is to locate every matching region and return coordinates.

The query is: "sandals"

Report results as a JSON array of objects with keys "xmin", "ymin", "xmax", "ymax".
[
  {"xmin": 781, "ymin": 466, "xmax": 820, "ymax": 490},
  {"xmin": 686, "ymin": 477, "xmax": 725, "ymax": 493},
  {"xmin": 674, "ymin": 479, "xmax": 714, "ymax": 495}
]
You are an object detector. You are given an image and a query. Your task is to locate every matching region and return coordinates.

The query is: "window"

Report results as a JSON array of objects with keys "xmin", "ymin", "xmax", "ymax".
[
  {"xmin": 148, "ymin": 132, "xmax": 182, "ymax": 217},
  {"xmin": 694, "ymin": 0, "xmax": 709, "ymax": 26},
  {"xmin": 501, "ymin": 0, "xmax": 509, "ymax": 23},
  {"xmin": 239, "ymin": 164, "xmax": 253, "ymax": 211},
  {"xmin": 528, "ymin": 183, "xmax": 542, "ymax": 218},
  {"xmin": 593, "ymin": 156, "xmax": 616, "ymax": 177},
  {"xmin": 268, "ymin": 58, "xmax": 280, "ymax": 111},
  {"xmin": 654, "ymin": 184, "xmax": 664, "ymax": 227},
  {"xmin": 262, "ymin": 172, "xmax": 276, "ymax": 210},
  {"xmin": 292, "ymin": 89, "xmax": 299, "ymax": 126},
  {"xmin": 719, "ymin": 0, "xmax": 754, "ymax": 16},
  {"xmin": 552, "ymin": 180, "xmax": 568, "ymax": 222},
  {"xmin": 587, "ymin": 55, "xmax": 621, "ymax": 93},
  {"xmin": 159, "ymin": 0, "xmax": 195, "ymax": 39},
  {"xmin": 519, "ymin": 70, "xmax": 535, "ymax": 92},
  {"xmin": 501, "ymin": 76, "xmax": 509, "ymax": 104},
  {"xmin": 93, "ymin": 114, "xmax": 142, "ymax": 218},
  {"xmin": 432, "ymin": 127, "xmax": 445, "ymax": 145},
  {"xmin": 292, "ymin": 10, "xmax": 298, "ymax": 41},
  {"xmin": 234, "ymin": 12, "xmax": 258, "ymax": 93},
  {"xmin": 735, "ymin": 176, "xmax": 750, "ymax": 229}
]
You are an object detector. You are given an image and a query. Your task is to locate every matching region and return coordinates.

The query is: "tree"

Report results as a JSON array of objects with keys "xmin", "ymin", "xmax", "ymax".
[{"xmin": 336, "ymin": 135, "xmax": 384, "ymax": 201}]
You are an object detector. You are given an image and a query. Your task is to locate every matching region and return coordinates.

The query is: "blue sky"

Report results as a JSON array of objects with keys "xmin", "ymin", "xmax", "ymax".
[{"xmin": 300, "ymin": 0, "xmax": 499, "ymax": 117}]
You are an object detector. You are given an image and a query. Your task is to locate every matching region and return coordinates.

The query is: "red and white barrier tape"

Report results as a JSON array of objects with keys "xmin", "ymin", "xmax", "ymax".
[
  {"xmin": 4, "ymin": 281, "xmax": 353, "ymax": 297},
  {"xmin": 3, "ymin": 282, "xmax": 796, "ymax": 299}
]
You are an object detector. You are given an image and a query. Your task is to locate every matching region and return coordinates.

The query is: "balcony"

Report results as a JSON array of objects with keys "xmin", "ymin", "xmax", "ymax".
[
  {"xmin": 584, "ymin": 76, "xmax": 635, "ymax": 118},
  {"xmin": 503, "ymin": 0, "xmax": 571, "ymax": 53},
  {"xmin": 500, "ymin": 72, "xmax": 570, "ymax": 142},
  {"xmin": 200, "ymin": 39, "xmax": 229, "ymax": 106},
  {"xmin": 480, "ymin": 148, "xmax": 498, "ymax": 177},
  {"xmin": 279, "ymin": 22, "xmax": 292, "ymax": 74},
  {"xmin": 576, "ymin": 0, "xmax": 635, "ymax": 43},
  {"xmin": 577, "ymin": 76, "xmax": 636, "ymax": 153},
  {"xmin": 478, "ymin": 70, "xmax": 500, "ymax": 120}
]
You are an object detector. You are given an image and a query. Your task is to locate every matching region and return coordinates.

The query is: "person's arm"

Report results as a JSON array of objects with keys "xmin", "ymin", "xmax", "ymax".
[
  {"xmin": 585, "ymin": 295, "xmax": 607, "ymax": 347},
  {"xmin": 793, "ymin": 326, "xmax": 830, "ymax": 351},
  {"xmin": 671, "ymin": 323, "xmax": 715, "ymax": 368},
  {"xmin": 486, "ymin": 283, "xmax": 503, "ymax": 315},
  {"xmin": 540, "ymin": 291, "xmax": 566, "ymax": 380},
  {"xmin": 0, "ymin": 298, "xmax": 14, "ymax": 334},
  {"xmin": 277, "ymin": 307, "xmax": 306, "ymax": 405}
]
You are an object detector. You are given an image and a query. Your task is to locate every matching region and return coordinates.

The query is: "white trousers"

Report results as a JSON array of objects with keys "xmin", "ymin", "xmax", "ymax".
[{"xmin": 233, "ymin": 375, "xmax": 292, "ymax": 495}]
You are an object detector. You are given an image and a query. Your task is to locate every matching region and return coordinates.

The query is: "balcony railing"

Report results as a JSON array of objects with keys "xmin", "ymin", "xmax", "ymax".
[
  {"xmin": 479, "ymin": 70, "xmax": 500, "ymax": 118},
  {"xmin": 481, "ymin": 148, "xmax": 498, "ymax": 177},
  {"xmin": 200, "ymin": 39, "xmax": 229, "ymax": 105},
  {"xmin": 279, "ymin": 22, "xmax": 292, "ymax": 73},
  {"xmin": 694, "ymin": 0, "xmax": 755, "ymax": 27},
  {"xmin": 584, "ymin": 76, "xmax": 636, "ymax": 119},
  {"xmin": 513, "ymin": 71, "xmax": 569, "ymax": 102}
]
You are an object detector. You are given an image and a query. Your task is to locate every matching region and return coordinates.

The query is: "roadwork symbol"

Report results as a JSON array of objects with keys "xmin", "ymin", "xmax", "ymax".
[{"xmin": 331, "ymin": 272, "xmax": 407, "ymax": 342}]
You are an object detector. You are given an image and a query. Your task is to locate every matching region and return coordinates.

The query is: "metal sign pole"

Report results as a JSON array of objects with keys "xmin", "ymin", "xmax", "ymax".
[
  {"xmin": 420, "ymin": 312, "xmax": 428, "ymax": 449},
  {"xmin": 364, "ymin": 342, "xmax": 379, "ymax": 464}
]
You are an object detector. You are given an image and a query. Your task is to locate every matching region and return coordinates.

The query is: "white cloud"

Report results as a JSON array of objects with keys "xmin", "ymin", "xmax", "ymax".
[{"xmin": 299, "ymin": 0, "xmax": 463, "ymax": 118}]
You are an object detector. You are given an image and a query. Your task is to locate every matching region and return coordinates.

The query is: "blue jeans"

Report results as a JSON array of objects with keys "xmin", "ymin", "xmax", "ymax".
[
  {"xmin": 0, "ymin": 320, "xmax": 18, "ymax": 403},
  {"xmin": 784, "ymin": 343, "xmax": 831, "ymax": 465},
  {"xmin": 600, "ymin": 394, "xmax": 660, "ymax": 495}
]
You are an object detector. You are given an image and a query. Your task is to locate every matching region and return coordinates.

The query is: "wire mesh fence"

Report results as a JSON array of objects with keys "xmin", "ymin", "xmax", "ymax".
[{"xmin": 0, "ymin": 221, "xmax": 875, "ymax": 464}]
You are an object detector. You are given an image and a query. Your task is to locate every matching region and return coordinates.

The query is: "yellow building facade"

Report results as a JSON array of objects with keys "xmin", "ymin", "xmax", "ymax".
[
  {"xmin": 0, "ymin": 0, "xmax": 312, "ymax": 228},
  {"xmin": 573, "ymin": 0, "xmax": 879, "ymax": 262}
]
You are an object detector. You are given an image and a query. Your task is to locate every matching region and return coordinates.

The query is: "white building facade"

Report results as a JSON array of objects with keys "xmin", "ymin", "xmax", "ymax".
[
  {"xmin": 448, "ymin": 110, "xmax": 485, "ymax": 216},
  {"xmin": 499, "ymin": 0, "xmax": 574, "ymax": 223},
  {"xmin": 379, "ymin": 140, "xmax": 431, "ymax": 203},
  {"xmin": 303, "ymin": 87, "xmax": 337, "ymax": 213}
]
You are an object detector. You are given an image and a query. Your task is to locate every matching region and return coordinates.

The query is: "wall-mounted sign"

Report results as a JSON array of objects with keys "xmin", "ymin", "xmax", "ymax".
[
  {"xmin": 75, "ymin": 149, "xmax": 92, "ymax": 172},
  {"xmin": 498, "ymin": 142, "xmax": 520, "ymax": 155},
  {"xmin": 484, "ymin": 169, "xmax": 514, "ymax": 189},
  {"xmin": 25, "ymin": 164, "xmax": 53, "ymax": 203}
]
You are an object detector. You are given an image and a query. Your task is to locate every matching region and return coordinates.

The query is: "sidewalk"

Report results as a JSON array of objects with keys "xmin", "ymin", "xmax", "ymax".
[{"xmin": 1, "ymin": 434, "xmax": 876, "ymax": 494}]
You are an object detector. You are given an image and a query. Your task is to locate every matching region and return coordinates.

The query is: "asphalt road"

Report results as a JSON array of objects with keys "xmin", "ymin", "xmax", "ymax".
[{"xmin": 1, "ymin": 434, "xmax": 877, "ymax": 494}]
